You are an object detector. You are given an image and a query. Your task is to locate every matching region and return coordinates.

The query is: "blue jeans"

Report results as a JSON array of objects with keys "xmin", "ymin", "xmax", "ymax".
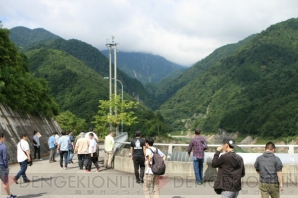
[
  {"xmin": 15, "ymin": 160, "xmax": 28, "ymax": 181},
  {"xmin": 68, "ymin": 148, "xmax": 74, "ymax": 162},
  {"xmin": 193, "ymin": 156, "xmax": 204, "ymax": 183},
  {"xmin": 60, "ymin": 151, "xmax": 68, "ymax": 168}
]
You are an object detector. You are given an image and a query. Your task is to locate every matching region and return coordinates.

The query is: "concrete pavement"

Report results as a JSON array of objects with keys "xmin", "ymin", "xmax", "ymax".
[{"xmin": 2, "ymin": 153, "xmax": 297, "ymax": 198}]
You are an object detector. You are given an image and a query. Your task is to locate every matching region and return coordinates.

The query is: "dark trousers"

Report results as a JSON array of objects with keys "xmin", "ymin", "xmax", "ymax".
[
  {"xmin": 34, "ymin": 146, "xmax": 41, "ymax": 159},
  {"xmin": 78, "ymin": 154, "xmax": 89, "ymax": 169},
  {"xmin": 49, "ymin": 148, "xmax": 56, "ymax": 162},
  {"xmin": 60, "ymin": 151, "xmax": 68, "ymax": 168},
  {"xmin": 133, "ymin": 155, "xmax": 145, "ymax": 181},
  {"xmin": 15, "ymin": 160, "xmax": 28, "ymax": 181},
  {"xmin": 87, "ymin": 152, "xmax": 100, "ymax": 171}
]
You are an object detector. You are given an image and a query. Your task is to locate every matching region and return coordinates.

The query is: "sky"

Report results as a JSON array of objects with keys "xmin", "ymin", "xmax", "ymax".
[{"xmin": 1, "ymin": 0, "xmax": 298, "ymax": 66}]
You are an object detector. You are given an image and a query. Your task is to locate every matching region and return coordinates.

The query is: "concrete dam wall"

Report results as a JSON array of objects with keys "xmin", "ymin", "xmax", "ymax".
[{"xmin": 0, "ymin": 105, "xmax": 61, "ymax": 163}]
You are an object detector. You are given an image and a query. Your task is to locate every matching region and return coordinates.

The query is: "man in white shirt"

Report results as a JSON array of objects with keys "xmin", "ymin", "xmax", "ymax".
[
  {"xmin": 104, "ymin": 131, "xmax": 115, "ymax": 169},
  {"xmin": 86, "ymin": 133, "xmax": 100, "ymax": 172},
  {"xmin": 144, "ymin": 137, "xmax": 166, "ymax": 198},
  {"xmin": 13, "ymin": 134, "xmax": 31, "ymax": 184}
]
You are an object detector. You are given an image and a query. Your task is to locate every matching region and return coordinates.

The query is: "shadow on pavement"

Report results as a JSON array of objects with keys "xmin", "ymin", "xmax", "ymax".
[{"xmin": 18, "ymin": 192, "xmax": 47, "ymax": 198}]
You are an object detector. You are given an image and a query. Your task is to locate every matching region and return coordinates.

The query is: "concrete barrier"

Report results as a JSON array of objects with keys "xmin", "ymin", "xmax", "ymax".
[
  {"xmin": 0, "ymin": 105, "xmax": 61, "ymax": 163},
  {"xmin": 114, "ymin": 148, "xmax": 298, "ymax": 184}
]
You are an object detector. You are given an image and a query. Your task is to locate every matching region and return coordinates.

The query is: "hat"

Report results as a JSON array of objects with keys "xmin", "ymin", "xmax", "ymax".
[{"xmin": 222, "ymin": 137, "xmax": 237, "ymax": 148}]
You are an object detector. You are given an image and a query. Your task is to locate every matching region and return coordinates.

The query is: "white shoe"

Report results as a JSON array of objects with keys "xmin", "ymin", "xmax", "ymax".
[{"xmin": 39, "ymin": 158, "xmax": 43, "ymax": 161}]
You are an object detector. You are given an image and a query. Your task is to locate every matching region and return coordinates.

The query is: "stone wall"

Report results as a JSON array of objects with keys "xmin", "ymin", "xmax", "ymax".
[{"xmin": 0, "ymin": 105, "xmax": 61, "ymax": 163}]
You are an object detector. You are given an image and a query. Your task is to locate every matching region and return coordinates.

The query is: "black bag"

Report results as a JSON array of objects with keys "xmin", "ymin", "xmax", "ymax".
[
  {"xmin": 20, "ymin": 141, "xmax": 33, "ymax": 166},
  {"xmin": 32, "ymin": 138, "xmax": 37, "ymax": 145},
  {"xmin": 214, "ymin": 189, "xmax": 223, "ymax": 194},
  {"xmin": 149, "ymin": 148, "xmax": 166, "ymax": 175}
]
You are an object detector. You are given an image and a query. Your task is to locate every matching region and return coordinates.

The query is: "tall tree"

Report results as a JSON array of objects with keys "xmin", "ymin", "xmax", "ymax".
[{"xmin": 93, "ymin": 95, "xmax": 138, "ymax": 136}]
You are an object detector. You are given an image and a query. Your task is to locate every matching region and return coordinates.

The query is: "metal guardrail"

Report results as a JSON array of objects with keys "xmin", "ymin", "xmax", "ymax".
[{"xmin": 115, "ymin": 141, "xmax": 298, "ymax": 164}]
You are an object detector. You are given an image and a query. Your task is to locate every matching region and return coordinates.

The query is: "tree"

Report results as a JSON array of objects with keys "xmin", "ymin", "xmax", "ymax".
[
  {"xmin": 93, "ymin": 95, "xmax": 138, "ymax": 136},
  {"xmin": 55, "ymin": 111, "xmax": 87, "ymax": 135}
]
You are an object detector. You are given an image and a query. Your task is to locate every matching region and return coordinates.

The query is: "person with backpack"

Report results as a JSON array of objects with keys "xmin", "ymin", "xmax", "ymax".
[
  {"xmin": 130, "ymin": 131, "xmax": 146, "ymax": 183},
  {"xmin": 144, "ymin": 137, "xmax": 166, "ymax": 198},
  {"xmin": 187, "ymin": 128, "xmax": 208, "ymax": 185},
  {"xmin": 33, "ymin": 131, "xmax": 42, "ymax": 160}
]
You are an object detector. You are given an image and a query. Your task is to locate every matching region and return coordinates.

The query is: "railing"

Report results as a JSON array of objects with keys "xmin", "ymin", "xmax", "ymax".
[
  {"xmin": 115, "ymin": 142, "xmax": 298, "ymax": 164},
  {"xmin": 113, "ymin": 132, "xmax": 128, "ymax": 151}
]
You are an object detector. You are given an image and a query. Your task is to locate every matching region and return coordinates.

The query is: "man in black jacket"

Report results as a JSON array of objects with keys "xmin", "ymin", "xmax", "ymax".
[
  {"xmin": 130, "ymin": 131, "xmax": 146, "ymax": 183},
  {"xmin": 212, "ymin": 137, "xmax": 245, "ymax": 198}
]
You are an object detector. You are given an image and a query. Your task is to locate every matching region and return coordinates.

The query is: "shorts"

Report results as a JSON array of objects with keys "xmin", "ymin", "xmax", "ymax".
[{"xmin": 0, "ymin": 166, "xmax": 9, "ymax": 184}]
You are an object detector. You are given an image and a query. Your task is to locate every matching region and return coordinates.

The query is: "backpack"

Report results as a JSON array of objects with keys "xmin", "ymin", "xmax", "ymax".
[
  {"xmin": 149, "ymin": 148, "xmax": 166, "ymax": 175},
  {"xmin": 32, "ymin": 138, "xmax": 37, "ymax": 145}
]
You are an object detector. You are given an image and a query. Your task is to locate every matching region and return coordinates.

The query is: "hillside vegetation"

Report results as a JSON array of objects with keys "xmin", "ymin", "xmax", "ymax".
[
  {"xmin": 0, "ymin": 27, "xmax": 58, "ymax": 116},
  {"xmin": 33, "ymin": 39, "xmax": 159, "ymax": 109},
  {"xmin": 153, "ymin": 34, "xmax": 257, "ymax": 104},
  {"xmin": 159, "ymin": 18, "xmax": 298, "ymax": 138},
  {"xmin": 102, "ymin": 51, "xmax": 185, "ymax": 84}
]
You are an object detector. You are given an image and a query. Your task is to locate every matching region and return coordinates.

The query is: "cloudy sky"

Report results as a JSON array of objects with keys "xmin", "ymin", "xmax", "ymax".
[{"xmin": 1, "ymin": 0, "xmax": 298, "ymax": 66}]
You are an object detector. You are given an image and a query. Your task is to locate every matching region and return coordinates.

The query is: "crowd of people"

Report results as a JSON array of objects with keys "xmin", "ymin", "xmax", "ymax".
[
  {"xmin": 187, "ymin": 128, "xmax": 283, "ymax": 198},
  {"xmin": 0, "ymin": 128, "xmax": 285, "ymax": 198}
]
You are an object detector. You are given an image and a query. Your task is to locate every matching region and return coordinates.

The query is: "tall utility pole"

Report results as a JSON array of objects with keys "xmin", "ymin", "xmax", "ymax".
[{"xmin": 106, "ymin": 36, "xmax": 119, "ymax": 133}]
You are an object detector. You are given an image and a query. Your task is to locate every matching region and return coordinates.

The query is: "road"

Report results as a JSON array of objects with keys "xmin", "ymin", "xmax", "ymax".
[{"xmin": 3, "ymin": 150, "xmax": 297, "ymax": 198}]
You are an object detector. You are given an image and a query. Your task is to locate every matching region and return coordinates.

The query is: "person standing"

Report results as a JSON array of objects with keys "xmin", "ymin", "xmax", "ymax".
[
  {"xmin": 75, "ymin": 132, "xmax": 89, "ymax": 170},
  {"xmin": 143, "ymin": 137, "xmax": 166, "ymax": 198},
  {"xmin": 104, "ymin": 131, "xmax": 115, "ymax": 169},
  {"xmin": 57, "ymin": 131, "xmax": 70, "ymax": 170},
  {"xmin": 0, "ymin": 133, "xmax": 17, "ymax": 198},
  {"xmin": 254, "ymin": 142, "xmax": 283, "ymax": 198},
  {"xmin": 68, "ymin": 131, "xmax": 74, "ymax": 164},
  {"xmin": 13, "ymin": 134, "xmax": 31, "ymax": 184},
  {"xmin": 48, "ymin": 133, "xmax": 56, "ymax": 163},
  {"xmin": 187, "ymin": 128, "xmax": 208, "ymax": 185},
  {"xmin": 212, "ymin": 137, "xmax": 245, "ymax": 198},
  {"xmin": 33, "ymin": 130, "xmax": 42, "ymax": 160},
  {"xmin": 86, "ymin": 133, "xmax": 100, "ymax": 172},
  {"xmin": 130, "ymin": 131, "xmax": 146, "ymax": 183}
]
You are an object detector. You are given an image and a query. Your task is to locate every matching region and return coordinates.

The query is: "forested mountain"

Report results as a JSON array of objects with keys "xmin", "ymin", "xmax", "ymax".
[
  {"xmin": 25, "ymin": 48, "xmax": 167, "ymax": 135},
  {"xmin": 9, "ymin": 26, "xmax": 61, "ymax": 50},
  {"xmin": 9, "ymin": 27, "xmax": 158, "ymax": 109},
  {"xmin": 101, "ymin": 50, "xmax": 185, "ymax": 84},
  {"xmin": 153, "ymin": 34, "xmax": 257, "ymax": 104},
  {"xmin": 159, "ymin": 18, "xmax": 298, "ymax": 138},
  {"xmin": 0, "ymin": 26, "xmax": 58, "ymax": 117}
]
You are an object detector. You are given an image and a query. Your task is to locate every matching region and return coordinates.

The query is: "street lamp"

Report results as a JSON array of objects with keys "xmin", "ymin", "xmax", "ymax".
[{"xmin": 104, "ymin": 77, "xmax": 124, "ymax": 132}]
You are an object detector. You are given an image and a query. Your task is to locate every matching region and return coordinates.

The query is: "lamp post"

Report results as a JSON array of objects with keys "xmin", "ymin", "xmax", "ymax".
[{"xmin": 104, "ymin": 77, "xmax": 124, "ymax": 133}]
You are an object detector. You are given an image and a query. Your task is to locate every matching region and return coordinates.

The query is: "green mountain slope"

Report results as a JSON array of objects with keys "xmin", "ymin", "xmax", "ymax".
[
  {"xmin": 25, "ymin": 47, "xmax": 168, "ymax": 135},
  {"xmin": 154, "ymin": 34, "xmax": 257, "ymax": 105},
  {"xmin": 9, "ymin": 26, "xmax": 61, "ymax": 50},
  {"xmin": 9, "ymin": 27, "xmax": 158, "ymax": 109},
  {"xmin": 0, "ymin": 26, "xmax": 58, "ymax": 116},
  {"xmin": 101, "ymin": 51, "xmax": 185, "ymax": 84},
  {"xmin": 159, "ymin": 18, "xmax": 298, "ymax": 137},
  {"xmin": 25, "ymin": 48, "xmax": 109, "ymax": 123}
]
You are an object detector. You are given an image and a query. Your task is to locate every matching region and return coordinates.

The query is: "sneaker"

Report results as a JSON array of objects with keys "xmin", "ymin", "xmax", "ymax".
[
  {"xmin": 63, "ymin": 167, "xmax": 67, "ymax": 170},
  {"xmin": 85, "ymin": 170, "xmax": 90, "ymax": 173},
  {"xmin": 53, "ymin": 160, "xmax": 57, "ymax": 162},
  {"xmin": 9, "ymin": 195, "xmax": 17, "ymax": 198},
  {"xmin": 12, "ymin": 177, "xmax": 18, "ymax": 184},
  {"xmin": 39, "ymin": 158, "xmax": 43, "ymax": 161},
  {"xmin": 24, "ymin": 179, "xmax": 30, "ymax": 183},
  {"xmin": 136, "ymin": 180, "xmax": 141, "ymax": 184},
  {"xmin": 196, "ymin": 181, "xmax": 202, "ymax": 185},
  {"xmin": 96, "ymin": 168, "xmax": 100, "ymax": 172},
  {"xmin": 140, "ymin": 180, "xmax": 144, "ymax": 183}
]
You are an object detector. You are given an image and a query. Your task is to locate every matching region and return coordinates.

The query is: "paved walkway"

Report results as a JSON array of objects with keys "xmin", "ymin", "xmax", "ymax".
[{"xmin": 2, "ymin": 151, "xmax": 298, "ymax": 198}]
